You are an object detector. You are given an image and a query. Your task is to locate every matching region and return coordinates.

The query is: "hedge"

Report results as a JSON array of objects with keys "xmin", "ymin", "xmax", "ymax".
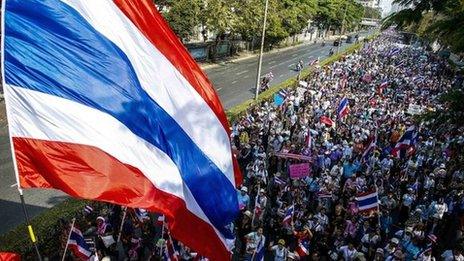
[{"xmin": 0, "ymin": 32, "xmax": 379, "ymax": 258}]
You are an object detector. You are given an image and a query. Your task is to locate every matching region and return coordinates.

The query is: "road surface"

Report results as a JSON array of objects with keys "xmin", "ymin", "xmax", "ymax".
[{"xmin": 0, "ymin": 32, "xmax": 368, "ymax": 235}]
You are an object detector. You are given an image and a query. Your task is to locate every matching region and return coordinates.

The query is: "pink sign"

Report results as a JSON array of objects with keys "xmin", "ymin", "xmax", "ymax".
[{"xmin": 289, "ymin": 163, "xmax": 311, "ymax": 179}]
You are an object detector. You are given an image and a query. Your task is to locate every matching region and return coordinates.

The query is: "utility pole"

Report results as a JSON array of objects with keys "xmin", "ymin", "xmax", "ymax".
[
  {"xmin": 337, "ymin": 2, "xmax": 348, "ymax": 54},
  {"xmin": 254, "ymin": 0, "xmax": 269, "ymax": 100}
]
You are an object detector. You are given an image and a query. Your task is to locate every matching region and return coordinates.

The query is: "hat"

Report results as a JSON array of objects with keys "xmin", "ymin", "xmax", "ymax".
[
  {"xmin": 96, "ymin": 216, "xmax": 105, "ymax": 222},
  {"xmin": 427, "ymin": 234, "xmax": 437, "ymax": 243},
  {"xmin": 260, "ymin": 189, "xmax": 265, "ymax": 193},
  {"xmin": 405, "ymin": 227, "xmax": 413, "ymax": 233},
  {"xmin": 391, "ymin": 238, "xmax": 400, "ymax": 244},
  {"xmin": 278, "ymin": 239, "xmax": 286, "ymax": 245},
  {"xmin": 244, "ymin": 210, "xmax": 252, "ymax": 217},
  {"xmin": 376, "ymin": 248, "xmax": 384, "ymax": 254},
  {"xmin": 241, "ymin": 186, "xmax": 248, "ymax": 192}
]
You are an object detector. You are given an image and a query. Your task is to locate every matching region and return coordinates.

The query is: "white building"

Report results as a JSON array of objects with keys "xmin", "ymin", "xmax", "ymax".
[{"xmin": 356, "ymin": 0, "xmax": 381, "ymax": 8}]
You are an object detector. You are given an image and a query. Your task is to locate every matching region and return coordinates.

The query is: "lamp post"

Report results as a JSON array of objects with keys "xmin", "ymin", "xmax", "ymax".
[
  {"xmin": 337, "ymin": 2, "xmax": 348, "ymax": 54},
  {"xmin": 254, "ymin": 0, "xmax": 269, "ymax": 100}
]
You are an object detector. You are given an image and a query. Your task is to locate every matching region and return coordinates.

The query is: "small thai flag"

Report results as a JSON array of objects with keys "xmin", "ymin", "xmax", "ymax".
[
  {"xmin": 362, "ymin": 130, "xmax": 377, "ymax": 162},
  {"xmin": 296, "ymin": 243, "xmax": 309, "ymax": 257},
  {"xmin": 68, "ymin": 227, "xmax": 93, "ymax": 260},
  {"xmin": 135, "ymin": 208, "xmax": 150, "ymax": 222},
  {"xmin": 278, "ymin": 89, "xmax": 288, "ymax": 99},
  {"xmin": 320, "ymin": 116, "xmax": 335, "ymax": 127},
  {"xmin": 317, "ymin": 191, "xmax": 333, "ymax": 199},
  {"xmin": 274, "ymin": 176, "xmax": 286, "ymax": 185},
  {"xmin": 391, "ymin": 126, "xmax": 418, "ymax": 158},
  {"xmin": 356, "ymin": 191, "xmax": 379, "ymax": 213},
  {"xmin": 337, "ymin": 97, "xmax": 350, "ymax": 119},
  {"xmin": 282, "ymin": 205, "xmax": 294, "ymax": 224},
  {"xmin": 305, "ymin": 128, "xmax": 312, "ymax": 148},
  {"xmin": 163, "ymin": 233, "xmax": 179, "ymax": 261}
]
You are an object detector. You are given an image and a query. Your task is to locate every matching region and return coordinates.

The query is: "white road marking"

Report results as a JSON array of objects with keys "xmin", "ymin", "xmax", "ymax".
[
  {"xmin": 270, "ymin": 65, "xmax": 276, "ymax": 69},
  {"xmin": 269, "ymin": 60, "xmax": 277, "ymax": 64},
  {"xmin": 292, "ymin": 53, "xmax": 298, "ymax": 57},
  {"xmin": 217, "ymin": 87, "xmax": 223, "ymax": 91},
  {"xmin": 236, "ymin": 70, "xmax": 249, "ymax": 75},
  {"xmin": 279, "ymin": 74, "xmax": 284, "ymax": 78},
  {"xmin": 232, "ymin": 80, "xmax": 238, "ymax": 84},
  {"xmin": 10, "ymin": 183, "xmax": 17, "ymax": 188}
]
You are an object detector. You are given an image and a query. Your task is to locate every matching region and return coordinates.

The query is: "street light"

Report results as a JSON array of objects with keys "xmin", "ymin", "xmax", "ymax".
[
  {"xmin": 254, "ymin": 0, "xmax": 269, "ymax": 100},
  {"xmin": 337, "ymin": 2, "xmax": 348, "ymax": 54}
]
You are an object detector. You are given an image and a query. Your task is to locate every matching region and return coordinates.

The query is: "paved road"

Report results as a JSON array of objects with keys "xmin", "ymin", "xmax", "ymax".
[
  {"xmin": 0, "ymin": 32, "xmax": 369, "ymax": 235},
  {"xmin": 206, "ymin": 32, "xmax": 368, "ymax": 109}
]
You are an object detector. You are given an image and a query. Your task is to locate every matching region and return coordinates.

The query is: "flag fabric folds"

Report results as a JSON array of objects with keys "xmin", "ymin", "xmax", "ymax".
[
  {"xmin": 391, "ymin": 126, "xmax": 418, "ymax": 158},
  {"xmin": 356, "ymin": 191, "xmax": 379, "ymax": 213},
  {"xmin": 2, "ymin": 0, "xmax": 240, "ymax": 259},
  {"xmin": 282, "ymin": 205, "xmax": 294, "ymax": 224},
  {"xmin": 336, "ymin": 97, "xmax": 350, "ymax": 119},
  {"xmin": 68, "ymin": 227, "xmax": 93, "ymax": 260},
  {"xmin": 0, "ymin": 252, "xmax": 21, "ymax": 261},
  {"xmin": 320, "ymin": 116, "xmax": 335, "ymax": 127}
]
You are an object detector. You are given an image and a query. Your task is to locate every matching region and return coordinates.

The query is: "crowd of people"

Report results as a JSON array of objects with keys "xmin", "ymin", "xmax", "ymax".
[
  {"xmin": 232, "ymin": 30, "xmax": 464, "ymax": 260},
  {"xmin": 53, "ymin": 30, "xmax": 464, "ymax": 261}
]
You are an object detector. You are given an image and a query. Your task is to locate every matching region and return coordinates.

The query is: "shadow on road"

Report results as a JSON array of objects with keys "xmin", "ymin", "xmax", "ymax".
[{"xmin": 0, "ymin": 199, "xmax": 47, "ymax": 235}]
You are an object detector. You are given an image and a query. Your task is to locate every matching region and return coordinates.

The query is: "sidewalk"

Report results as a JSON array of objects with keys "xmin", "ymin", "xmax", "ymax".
[{"xmin": 199, "ymin": 34, "xmax": 345, "ymax": 70}]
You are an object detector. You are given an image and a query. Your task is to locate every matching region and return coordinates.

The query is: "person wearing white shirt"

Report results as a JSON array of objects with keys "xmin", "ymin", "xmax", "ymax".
[
  {"xmin": 441, "ymin": 248, "xmax": 464, "ymax": 261},
  {"xmin": 339, "ymin": 243, "xmax": 358, "ymax": 261}
]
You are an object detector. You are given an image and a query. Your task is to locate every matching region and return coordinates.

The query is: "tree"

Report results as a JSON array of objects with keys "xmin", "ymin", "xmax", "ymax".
[
  {"xmin": 364, "ymin": 6, "xmax": 382, "ymax": 20},
  {"xmin": 161, "ymin": 0, "xmax": 204, "ymax": 42},
  {"xmin": 385, "ymin": 0, "xmax": 464, "ymax": 52}
]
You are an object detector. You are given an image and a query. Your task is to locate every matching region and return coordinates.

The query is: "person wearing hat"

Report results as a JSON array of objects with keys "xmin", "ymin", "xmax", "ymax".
[
  {"xmin": 373, "ymin": 248, "xmax": 384, "ymax": 261},
  {"xmin": 441, "ymin": 245, "xmax": 464, "ymax": 261},
  {"xmin": 269, "ymin": 239, "xmax": 289, "ymax": 261},
  {"xmin": 386, "ymin": 249, "xmax": 405, "ymax": 261},
  {"xmin": 237, "ymin": 186, "xmax": 250, "ymax": 210},
  {"xmin": 417, "ymin": 247, "xmax": 435, "ymax": 261}
]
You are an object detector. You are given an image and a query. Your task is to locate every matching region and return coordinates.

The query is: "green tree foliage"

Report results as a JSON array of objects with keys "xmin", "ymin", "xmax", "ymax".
[
  {"xmin": 385, "ymin": 0, "xmax": 464, "ymax": 52},
  {"xmin": 364, "ymin": 6, "xmax": 382, "ymax": 20},
  {"xmin": 158, "ymin": 0, "xmax": 362, "ymax": 45},
  {"xmin": 312, "ymin": 0, "xmax": 363, "ymax": 33}
]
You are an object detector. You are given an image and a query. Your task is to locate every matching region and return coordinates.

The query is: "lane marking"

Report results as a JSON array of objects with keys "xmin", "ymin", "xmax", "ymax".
[
  {"xmin": 236, "ymin": 70, "xmax": 249, "ymax": 75},
  {"xmin": 279, "ymin": 74, "xmax": 284, "ymax": 78},
  {"xmin": 268, "ymin": 60, "xmax": 277, "ymax": 64},
  {"xmin": 10, "ymin": 183, "xmax": 17, "ymax": 188},
  {"xmin": 232, "ymin": 80, "xmax": 238, "ymax": 84},
  {"xmin": 217, "ymin": 87, "xmax": 223, "ymax": 91}
]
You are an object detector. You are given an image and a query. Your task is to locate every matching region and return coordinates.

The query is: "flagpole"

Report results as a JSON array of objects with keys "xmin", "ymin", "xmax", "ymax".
[
  {"xmin": 116, "ymin": 206, "xmax": 128, "ymax": 242},
  {"xmin": 251, "ymin": 184, "xmax": 260, "ymax": 228},
  {"xmin": 159, "ymin": 217, "xmax": 166, "ymax": 256},
  {"xmin": 61, "ymin": 218, "xmax": 76, "ymax": 261},
  {"xmin": 254, "ymin": 0, "xmax": 269, "ymax": 100}
]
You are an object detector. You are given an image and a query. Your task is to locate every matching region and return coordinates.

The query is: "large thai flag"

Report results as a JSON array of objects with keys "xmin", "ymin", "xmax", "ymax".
[
  {"xmin": 391, "ymin": 126, "xmax": 418, "ymax": 158},
  {"xmin": 2, "ymin": 0, "xmax": 240, "ymax": 259},
  {"xmin": 337, "ymin": 97, "xmax": 350, "ymax": 119},
  {"xmin": 68, "ymin": 227, "xmax": 93, "ymax": 260},
  {"xmin": 356, "ymin": 191, "xmax": 379, "ymax": 213}
]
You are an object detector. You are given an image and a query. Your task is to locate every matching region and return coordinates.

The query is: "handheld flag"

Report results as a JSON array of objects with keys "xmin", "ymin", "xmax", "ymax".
[
  {"xmin": 356, "ymin": 191, "xmax": 379, "ymax": 213},
  {"xmin": 391, "ymin": 126, "xmax": 418, "ymax": 158},
  {"xmin": 362, "ymin": 130, "xmax": 377, "ymax": 162},
  {"xmin": 68, "ymin": 227, "xmax": 93, "ymax": 260},
  {"xmin": 282, "ymin": 205, "xmax": 294, "ymax": 224},
  {"xmin": 2, "ymin": 0, "xmax": 240, "ymax": 259},
  {"xmin": 320, "ymin": 116, "xmax": 335, "ymax": 127},
  {"xmin": 336, "ymin": 97, "xmax": 350, "ymax": 119},
  {"xmin": 0, "ymin": 252, "xmax": 21, "ymax": 261}
]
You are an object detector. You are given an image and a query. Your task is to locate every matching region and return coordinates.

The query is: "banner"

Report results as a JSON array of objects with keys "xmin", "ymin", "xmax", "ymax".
[
  {"xmin": 274, "ymin": 152, "xmax": 312, "ymax": 161},
  {"xmin": 289, "ymin": 163, "xmax": 311, "ymax": 179}
]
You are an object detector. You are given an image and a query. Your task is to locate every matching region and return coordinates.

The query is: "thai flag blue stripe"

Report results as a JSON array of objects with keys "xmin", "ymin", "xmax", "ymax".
[
  {"xmin": 357, "ymin": 196, "xmax": 378, "ymax": 207},
  {"xmin": 4, "ymin": 0, "xmax": 237, "ymax": 237}
]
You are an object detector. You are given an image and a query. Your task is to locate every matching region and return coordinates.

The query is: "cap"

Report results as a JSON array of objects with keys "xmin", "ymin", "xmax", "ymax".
[
  {"xmin": 278, "ymin": 239, "xmax": 286, "ymax": 245},
  {"xmin": 376, "ymin": 248, "xmax": 384, "ymax": 254},
  {"xmin": 391, "ymin": 238, "xmax": 399, "ymax": 244},
  {"xmin": 260, "ymin": 189, "xmax": 265, "ymax": 193},
  {"xmin": 244, "ymin": 210, "xmax": 252, "ymax": 217},
  {"xmin": 241, "ymin": 186, "xmax": 248, "ymax": 192}
]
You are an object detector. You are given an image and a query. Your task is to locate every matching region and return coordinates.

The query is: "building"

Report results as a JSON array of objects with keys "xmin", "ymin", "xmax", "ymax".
[
  {"xmin": 356, "ymin": 0, "xmax": 381, "ymax": 9},
  {"xmin": 390, "ymin": 2, "xmax": 414, "ymax": 14}
]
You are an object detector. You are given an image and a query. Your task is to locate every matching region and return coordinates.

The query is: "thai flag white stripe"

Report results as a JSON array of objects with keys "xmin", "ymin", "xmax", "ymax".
[
  {"xmin": 355, "ymin": 192, "xmax": 378, "ymax": 201},
  {"xmin": 68, "ymin": 239, "xmax": 92, "ymax": 257},
  {"xmin": 358, "ymin": 203, "xmax": 378, "ymax": 211},
  {"xmin": 60, "ymin": 0, "xmax": 235, "ymax": 187},
  {"xmin": 6, "ymin": 85, "xmax": 230, "ymax": 249}
]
